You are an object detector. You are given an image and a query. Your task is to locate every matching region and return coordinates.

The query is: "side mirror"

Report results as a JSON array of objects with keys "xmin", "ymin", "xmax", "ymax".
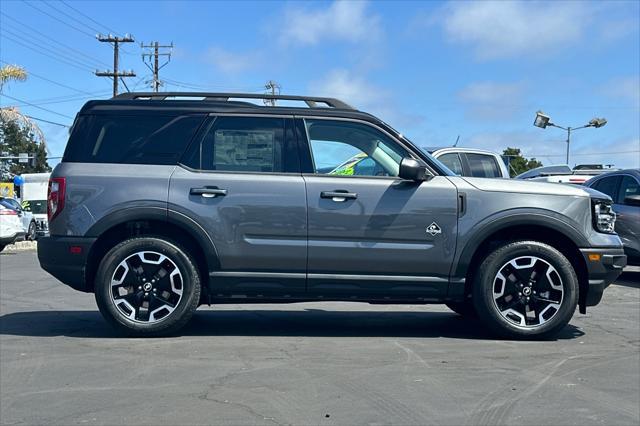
[
  {"xmin": 399, "ymin": 157, "xmax": 428, "ymax": 181},
  {"xmin": 624, "ymin": 194, "xmax": 640, "ymax": 206}
]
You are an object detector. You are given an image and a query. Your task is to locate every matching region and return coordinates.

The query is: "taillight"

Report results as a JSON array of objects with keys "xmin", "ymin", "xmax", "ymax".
[
  {"xmin": 48, "ymin": 177, "xmax": 66, "ymax": 222},
  {"xmin": 0, "ymin": 209, "xmax": 18, "ymax": 216}
]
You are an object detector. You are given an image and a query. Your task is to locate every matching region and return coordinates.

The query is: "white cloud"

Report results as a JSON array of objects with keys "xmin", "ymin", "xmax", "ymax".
[
  {"xmin": 279, "ymin": 1, "xmax": 381, "ymax": 45},
  {"xmin": 309, "ymin": 69, "xmax": 385, "ymax": 110},
  {"xmin": 440, "ymin": 1, "xmax": 592, "ymax": 60},
  {"xmin": 458, "ymin": 81, "xmax": 527, "ymax": 119},
  {"xmin": 204, "ymin": 47, "xmax": 261, "ymax": 74}
]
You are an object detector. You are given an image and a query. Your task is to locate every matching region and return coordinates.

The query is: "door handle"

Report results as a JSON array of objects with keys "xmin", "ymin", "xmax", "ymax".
[
  {"xmin": 321, "ymin": 190, "xmax": 358, "ymax": 202},
  {"xmin": 190, "ymin": 187, "xmax": 228, "ymax": 198}
]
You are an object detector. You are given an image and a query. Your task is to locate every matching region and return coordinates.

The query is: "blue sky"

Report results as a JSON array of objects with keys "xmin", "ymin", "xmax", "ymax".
[{"xmin": 1, "ymin": 0, "xmax": 639, "ymax": 168}]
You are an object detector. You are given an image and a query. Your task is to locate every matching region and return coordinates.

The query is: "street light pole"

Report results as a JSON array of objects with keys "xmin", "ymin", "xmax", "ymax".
[{"xmin": 533, "ymin": 111, "xmax": 607, "ymax": 166}]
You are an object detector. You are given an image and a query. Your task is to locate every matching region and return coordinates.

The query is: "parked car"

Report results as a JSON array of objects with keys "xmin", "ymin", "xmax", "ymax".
[
  {"xmin": 0, "ymin": 196, "xmax": 37, "ymax": 240},
  {"xmin": 38, "ymin": 92, "xmax": 626, "ymax": 338},
  {"xmin": 423, "ymin": 147, "xmax": 510, "ymax": 179},
  {"xmin": 584, "ymin": 169, "xmax": 640, "ymax": 266},
  {"xmin": 20, "ymin": 173, "xmax": 51, "ymax": 237},
  {"xmin": 517, "ymin": 164, "xmax": 619, "ymax": 185},
  {"xmin": 0, "ymin": 203, "xmax": 25, "ymax": 252}
]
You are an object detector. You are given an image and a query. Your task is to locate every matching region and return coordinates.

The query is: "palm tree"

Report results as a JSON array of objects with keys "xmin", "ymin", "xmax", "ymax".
[{"xmin": 0, "ymin": 64, "xmax": 46, "ymax": 149}]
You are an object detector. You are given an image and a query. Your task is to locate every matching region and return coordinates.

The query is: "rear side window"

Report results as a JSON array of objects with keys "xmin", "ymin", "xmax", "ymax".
[
  {"xmin": 617, "ymin": 176, "xmax": 639, "ymax": 204},
  {"xmin": 190, "ymin": 116, "xmax": 297, "ymax": 173},
  {"xmin": 466, "ymin": 153, "xmax": 501, "ymax": 178},
  {"xmin": 592, "ymin": 176, "xmax": 620, "ymax": 201},
  {"xmin": 64, "ymin": 114, "xmax": 205, "ymax": 165}
]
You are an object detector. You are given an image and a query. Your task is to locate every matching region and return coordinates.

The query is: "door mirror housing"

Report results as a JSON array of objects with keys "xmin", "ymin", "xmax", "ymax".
[
  {"xmin": 399, "ymin": 157, "xmax": 428, "ymax": 181},
  {"xmin": 624, "ymin": 194, "xmax": 640, "ymax": 206}
]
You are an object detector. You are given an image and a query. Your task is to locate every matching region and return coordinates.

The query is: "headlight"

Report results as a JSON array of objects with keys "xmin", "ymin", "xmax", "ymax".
[{"xmin": 592, "ymin": 200, "xmax": 616, "ymax": 234}]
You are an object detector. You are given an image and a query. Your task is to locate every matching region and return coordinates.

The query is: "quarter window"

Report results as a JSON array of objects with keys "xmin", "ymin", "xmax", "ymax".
[
  {"xmin": 305, "ymin": 119, "xmax": 407, "ymax": 177},
  {"xmin": 592, "ymin": 177, "xmax": 619, "ymax": 201}
]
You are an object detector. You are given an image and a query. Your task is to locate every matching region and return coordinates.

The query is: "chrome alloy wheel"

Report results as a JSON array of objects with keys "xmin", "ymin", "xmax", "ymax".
[
  {"xmin": 492, "ymin": 256, "xmax": 564, "ymax": 328},
  {"xmin": 110, "ymin": 251, "xmax": 184, "ymax": 323}
]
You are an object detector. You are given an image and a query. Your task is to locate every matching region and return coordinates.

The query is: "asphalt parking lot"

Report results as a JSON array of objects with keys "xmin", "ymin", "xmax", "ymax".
[{"xmin": 1, "ymin": 251, "xmax": 638, "ymax": 426}]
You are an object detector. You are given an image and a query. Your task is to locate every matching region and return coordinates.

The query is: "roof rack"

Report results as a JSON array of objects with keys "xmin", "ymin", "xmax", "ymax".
[{"xmin": 112, "ymin": 92, "xmax": 355, "ymax": 110}]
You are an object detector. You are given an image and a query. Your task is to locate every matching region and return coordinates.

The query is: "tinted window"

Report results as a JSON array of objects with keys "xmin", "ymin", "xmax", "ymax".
[
  {"xmin": 466, "ymin": 153, "xmax": 501, "ymax": 178},
  {"xmin": 305, "ymin": 119, "xmax": 407, "ymax": 177},
  {"xmin": 199, "ymin": 117, "xmax": 289, "ymax": 173},
  {"xmin": 618, "ymin": 176, "xmax": 640, "ymax": 205},
  {"xmin": 64, "ymin": 114, "xmax": 204, "ymax": 165},
  {"xmin": 437, "ymin": 153, "xmax": 463, "ymax": 175},
  {"xmin": 592, "ymin": 176, "xmax": 619, "ymax": 200}
]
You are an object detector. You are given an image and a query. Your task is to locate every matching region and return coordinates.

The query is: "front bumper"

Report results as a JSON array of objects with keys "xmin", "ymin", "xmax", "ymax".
[
  {"xmin": 0, "ymin": 231, "xmax": 25, "ymax": 246},
  {"xmin": 579, "ymin": 248, "xmax": 627, "ymax": 310},
  {"xmin": 37, "ymin": 236, "xmax": 96, "ymax": 292}
]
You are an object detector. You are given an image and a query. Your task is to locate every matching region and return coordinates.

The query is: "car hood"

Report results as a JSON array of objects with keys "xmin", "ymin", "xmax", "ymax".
[{"xmin": 457, "ymin": 177, "xmax": 596, "ymax": 198}]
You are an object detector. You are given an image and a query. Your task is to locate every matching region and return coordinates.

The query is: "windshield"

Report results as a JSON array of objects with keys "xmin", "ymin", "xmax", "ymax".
[{"xmin": 24, "ymin": 200, "xmax": 47, "ymax": 215}]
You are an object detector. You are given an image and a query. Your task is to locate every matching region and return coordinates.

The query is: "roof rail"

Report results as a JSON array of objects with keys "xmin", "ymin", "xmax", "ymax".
[{"xmin": 112, "ymin": 92, "xmax": 355, "ymax": 110}]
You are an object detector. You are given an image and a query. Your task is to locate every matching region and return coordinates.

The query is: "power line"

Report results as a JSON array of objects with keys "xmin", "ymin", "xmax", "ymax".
[
  {"xmin": 10, "ymin": 92, "xmax": 110, "ymax": 107},
  {"xmin": 1, "ymin": 94, "xmax": 74, "ymax": 119},
  {"xmin": 25, "ymin": 115, "xmax": 70, "ymax": 128},
  {"xmin": 95, "ymin": 34, "xmax": 136, "ymax": 97},
  {"xmin": 1, "ymin": 12, "xmax": 110, "ymax": 69},
  {"xmin": 59, "ymin": 0, "xmax": 121, "ymax": 37},
  {"xmin": 23, "ymin": 0, "xmax": 96, "ymax": 38},
  {"xmin": 1, "ymin": 33, "xmax": 94, "ymax": 73},
  {"xmin": 0, "ymin": 59, "xmax": 95, "ymax": 95},
  {"xmin": 41, "ymin": 0, "xmax": 103, "ymax": 36}
]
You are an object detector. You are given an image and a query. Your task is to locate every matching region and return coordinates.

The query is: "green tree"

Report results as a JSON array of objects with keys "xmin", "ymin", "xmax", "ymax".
[
  {"xmin": 0, "ymin": 118, "xmax": 51, "ymax": 175},
  {"xmin": 503, "ymin": 147, "xmax": 543, "ymax": 177}
]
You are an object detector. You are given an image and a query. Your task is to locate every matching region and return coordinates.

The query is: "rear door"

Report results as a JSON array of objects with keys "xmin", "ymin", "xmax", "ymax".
[
  {"xmin": 298, "ymin": 117, "xmax": 458, "ymax": 299},
  {"xmin": 168, "ymin": 115, "xmax": 307, "ymax": 295}
]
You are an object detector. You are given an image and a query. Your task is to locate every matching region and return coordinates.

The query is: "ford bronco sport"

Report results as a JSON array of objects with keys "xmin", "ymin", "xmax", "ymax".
[{"xmin": 37, "ymin": 92, "xmax": 627, "ymax": 338}]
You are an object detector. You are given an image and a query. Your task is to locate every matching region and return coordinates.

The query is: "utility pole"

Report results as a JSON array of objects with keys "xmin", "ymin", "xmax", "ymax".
[
  {"xmin": 141, "ymin": 41, "xmax": 173, "ymax": 92},
  {"xmin": 264, "ymin": 80, "xmax": 281, "ymax": 106},
  {"xmin": 95, "ymin": 34, "xmax": 136, "ymax": 97}
]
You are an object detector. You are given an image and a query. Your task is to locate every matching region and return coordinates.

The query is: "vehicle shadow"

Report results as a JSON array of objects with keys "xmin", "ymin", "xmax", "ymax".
[
  {"xmin": 0, "ymin": 309, "xmax": 584, "ymax": 341},
  {"xmin": 615, "ymin": 270, "xmax": 640, "ymax": 289}
]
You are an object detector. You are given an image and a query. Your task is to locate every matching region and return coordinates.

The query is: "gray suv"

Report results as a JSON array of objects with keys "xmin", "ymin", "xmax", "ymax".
[{"xmin": 37, "ymin": 92, "xmax": 626, "ymax": 338}]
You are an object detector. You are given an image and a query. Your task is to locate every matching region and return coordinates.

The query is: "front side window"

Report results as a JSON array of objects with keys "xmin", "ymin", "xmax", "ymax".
[
  {"xmin": 592, "ymin": 176, "xmax": 619, "ymax": 201},
  {"xmin": 437, "ymin": 153, "xmax": 463, "ymax": 175},
  {"xmin": 199, "ymin": 117, "xmax": 288, "ymax": 173},
  {"xmin": 305, "ymin": 119, "xmax": 407, "ymax": 177},
  {"xmin": 466, "ymin": 153, "xmax": 501, "ymax": 178},
  {"xmin": 617, "ymin": 176, "xmax": 639, "ymax": 204}
]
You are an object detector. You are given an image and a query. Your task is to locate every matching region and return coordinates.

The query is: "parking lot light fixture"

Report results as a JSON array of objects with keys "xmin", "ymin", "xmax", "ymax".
[{"xmin": 533, "ymin": 111, "xmax": 608, "ymax": 165}]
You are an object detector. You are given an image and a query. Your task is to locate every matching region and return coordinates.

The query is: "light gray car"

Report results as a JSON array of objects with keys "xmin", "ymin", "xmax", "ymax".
[
  {"xmin": 585, "ymin": 169, "xmax": 640, "ymax": 265},
  {"xmin": 37, "ymin": 92, "xmax": 626, "ymax": 338}
]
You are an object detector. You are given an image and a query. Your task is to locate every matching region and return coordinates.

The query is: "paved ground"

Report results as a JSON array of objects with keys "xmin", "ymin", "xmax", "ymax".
[{"xmin": 1, "ymin": 251, "xmax": 638, "ymax": 426}]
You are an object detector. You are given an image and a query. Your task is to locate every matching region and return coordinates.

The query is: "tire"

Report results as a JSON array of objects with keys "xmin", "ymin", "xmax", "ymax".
[
  {"xmin": 94, "ymin": 237, "xmax": 201, "ymax": 337},
  {"xmin": 445, "ymin": 300, "xmax": 477, "ymax": 317},
  {"xmin": 27, "ymin": 221, "xmax": 37, "ymax": 241},
  {"xmin": 472, "ymin": 241, "xmax": 578, "ymax": 339}
]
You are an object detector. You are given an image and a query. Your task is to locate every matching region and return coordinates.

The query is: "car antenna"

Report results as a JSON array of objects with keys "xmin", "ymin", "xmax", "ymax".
[{"xmin": 453, "ymin": 135, "xmax": 460, "ymax": 147}]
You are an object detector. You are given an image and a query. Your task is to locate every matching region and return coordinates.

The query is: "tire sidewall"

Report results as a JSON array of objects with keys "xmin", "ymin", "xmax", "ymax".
[
  {"xmin": 473, "ymin": 241, "xmax": 578, "ymax": 338},
  {"xmin": 95, "ymin": 237, "xmax": 200, "ymax": 335}
]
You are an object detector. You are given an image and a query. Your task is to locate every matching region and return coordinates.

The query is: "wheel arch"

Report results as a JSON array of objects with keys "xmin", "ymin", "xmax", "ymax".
[
  {"xmin": 84, "ymin": 207, "xmax": 219, "ymax": 293},
  {"xmin": 451, "ymin": 213, "xmax": 589, "ymax": 310}
]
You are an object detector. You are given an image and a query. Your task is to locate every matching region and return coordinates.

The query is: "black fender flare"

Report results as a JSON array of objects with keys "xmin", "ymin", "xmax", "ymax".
[{"xmin": 451, "ymin": 209, "xmax": 589, "ymax": 280}]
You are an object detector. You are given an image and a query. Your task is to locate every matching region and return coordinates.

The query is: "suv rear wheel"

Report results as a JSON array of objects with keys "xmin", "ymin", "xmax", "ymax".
[
  {"xmin": 94, "ymin": 237, "xmax": 201, "ymax": 336},
  {"xmin": 473, "ymin": 241, "xmax": 578, "ymax": 339}
]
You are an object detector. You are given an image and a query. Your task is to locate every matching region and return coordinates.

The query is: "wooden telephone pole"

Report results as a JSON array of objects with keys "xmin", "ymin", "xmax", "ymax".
[
  {"xmin": 141, "ymin": 42, "xmax": 173, "ymax": 92},
  {"xmin": 95, "ymin": 34, "xmax": 136, "ymax": 97}
]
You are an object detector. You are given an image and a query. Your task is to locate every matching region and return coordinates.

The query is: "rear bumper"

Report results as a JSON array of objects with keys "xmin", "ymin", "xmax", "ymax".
[
  {"xmin": 579, "ymin": 248, "xmax": 627, "ymax": 309},
  {"xmin": 37, "ymin": 236, "xmax": 96, "ymax": 292}
]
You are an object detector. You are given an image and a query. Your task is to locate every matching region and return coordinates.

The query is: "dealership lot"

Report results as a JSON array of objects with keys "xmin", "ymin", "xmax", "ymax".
[{"xmin": 1, "ymin": 251, "xmax": 638, "ymax": 426}]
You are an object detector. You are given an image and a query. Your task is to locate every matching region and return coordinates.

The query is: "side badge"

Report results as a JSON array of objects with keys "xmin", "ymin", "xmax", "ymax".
[{"xmin": 426, "ymin": 222, "xmax": 442, "ymax": 236}]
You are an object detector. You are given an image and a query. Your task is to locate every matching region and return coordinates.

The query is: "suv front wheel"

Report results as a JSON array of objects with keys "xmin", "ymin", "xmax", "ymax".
[
  {"xmin": 473, "ymin": 241, "xmax": 578, "ymax": 339},
  {"xmin": 94, "ymin": 237, "xmax": 201, "ymax": 336}
]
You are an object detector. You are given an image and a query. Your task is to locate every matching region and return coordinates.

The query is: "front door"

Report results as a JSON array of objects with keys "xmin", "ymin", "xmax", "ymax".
[
  {"xmin": 299, "ymin": 118, "xmax": 458, "ymax": 299},
  {"xmin": 169, "ymin": 115, "xmax": 307, "ymax": 295}
]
